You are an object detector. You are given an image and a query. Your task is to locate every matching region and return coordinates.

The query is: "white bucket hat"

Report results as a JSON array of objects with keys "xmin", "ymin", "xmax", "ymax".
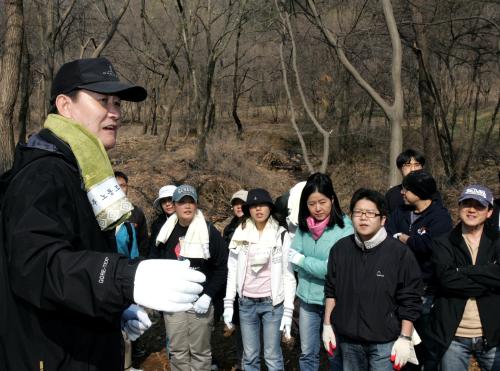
[
  {"xmin": 231, "ymin": 189, "xmax": 248, "ymax": 204},
  {"xmin": 153, "ymin": 185, "xmax": 177, "ymax": 210}
]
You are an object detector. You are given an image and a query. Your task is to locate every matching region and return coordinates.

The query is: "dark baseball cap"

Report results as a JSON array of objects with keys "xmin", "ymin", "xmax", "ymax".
[
  {"xmin": 50, "ymin": 57, "xmax": 147, "ymax": 104},
  {"xmin": 173, "ymin": 185, "xmax": 198, "ymax": 203},
  {"xmin": 458, "ymin": 184, "xmax": 494, "ymax": 207}
]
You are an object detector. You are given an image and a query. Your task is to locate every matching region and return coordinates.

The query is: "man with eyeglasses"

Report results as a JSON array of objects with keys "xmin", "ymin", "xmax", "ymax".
[
  {"xmin": 425, "ymin": 185, "xmax": 500, "ymax": 370},
  {"xmin": 385, "ymin": 149, "xmax": 427, "ymax": 215},
  {"xmin": 323, "ymin": 188, "xmax": 423, "ymax": 371}
]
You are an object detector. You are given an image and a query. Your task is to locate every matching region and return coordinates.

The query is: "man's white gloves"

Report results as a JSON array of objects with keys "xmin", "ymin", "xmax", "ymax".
[
  {"xmin": 288, "ymin": 249, "xmax": 305, "ymax": 266},
  {"xmin": 133, "ymin": 259, "xmax": 205, "ymax": 312},
  {"xmin": 121, "ymin": 304, "xmax": 152, "ymax": 341},
  {"xmin": 194, "ymin": 294, "xmax": 211, "ymax": 314},
  {"xmin": 391, "ymin": 336, "xmax": 412, "ymax": 370},
  {"xmin": 223, "ymin": 307, "xmax": 234, "ymax": 329},
  {"xmin": 322, "ymin": 324, "xmax": 337, "ymax": 356}
]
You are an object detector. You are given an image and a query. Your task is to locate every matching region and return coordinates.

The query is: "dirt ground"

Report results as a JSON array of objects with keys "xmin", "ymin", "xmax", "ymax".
[
  {"xmin": 135, "ymin": 309, "xmax": 320, "ymax": 371},
  {"xmin": 135, "ymin": 315, "xmax": 480, "ymax": 371}
]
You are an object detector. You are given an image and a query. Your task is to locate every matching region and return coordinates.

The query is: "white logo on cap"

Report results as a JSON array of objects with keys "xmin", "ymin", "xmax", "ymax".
[
  {"xmin": 464, "ymin": 188, "xmax": 486, "ymax": 199},
  {"xmin": 103, "ymin": 65, "xmax": 117, "ymax": 78}
]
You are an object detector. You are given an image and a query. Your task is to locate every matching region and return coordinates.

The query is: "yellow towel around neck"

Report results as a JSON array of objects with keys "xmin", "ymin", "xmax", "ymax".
[{"xmin": 44, "ymin": 114, "xmax": 132, "ymax": 230}]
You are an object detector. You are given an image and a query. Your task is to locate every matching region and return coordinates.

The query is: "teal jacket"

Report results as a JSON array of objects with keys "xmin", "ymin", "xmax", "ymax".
[{"xmin": 291, "ymin": 215, "xmax": 353, "ymax": 305}]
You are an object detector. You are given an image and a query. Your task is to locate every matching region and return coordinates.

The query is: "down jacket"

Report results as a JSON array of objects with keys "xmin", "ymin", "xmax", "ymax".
[{"xmin": 0, "ymin": 130, "xmax": 138, "ymax": 371}]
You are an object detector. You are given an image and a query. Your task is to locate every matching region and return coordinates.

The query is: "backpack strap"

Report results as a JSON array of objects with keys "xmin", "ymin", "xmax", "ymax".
[{"xmin": 124, "ymin": 222, "xmax": 134, "ymax": 256}]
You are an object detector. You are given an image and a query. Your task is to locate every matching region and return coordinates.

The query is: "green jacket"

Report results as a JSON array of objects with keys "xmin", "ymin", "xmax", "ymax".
[{"xmin": 291, "ymin": 215, "xmax": 353, "ymax": 305}]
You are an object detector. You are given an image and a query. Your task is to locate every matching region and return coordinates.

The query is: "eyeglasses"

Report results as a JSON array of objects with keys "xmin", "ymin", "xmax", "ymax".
[
  {"xmin": 402, "ymin": 162, "xmax": 422, "ymax": 169},
  {"xmin": 352, "ymin": 209, "xmax": 381, "ymax": 218}
]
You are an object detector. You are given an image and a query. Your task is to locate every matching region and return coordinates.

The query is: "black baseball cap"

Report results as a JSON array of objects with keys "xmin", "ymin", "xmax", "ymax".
[{"xmin": 50, "ymin": 57, "xmax": 147, "ymax": 104}]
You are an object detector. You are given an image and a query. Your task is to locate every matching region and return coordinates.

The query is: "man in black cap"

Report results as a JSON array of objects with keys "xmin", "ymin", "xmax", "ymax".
[
  {"xmin": 0, "ymin": 58, "xmax": 205, "ymax": 371},
  {"xmin": 386, "ymin": 170, "xmax": 452, "ymax": 369}
]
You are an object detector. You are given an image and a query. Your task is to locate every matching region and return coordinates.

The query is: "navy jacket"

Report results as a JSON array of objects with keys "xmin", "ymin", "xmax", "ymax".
[{"xmin": 386, "ymin": 200, "xmax": 453, "ymax": 289}]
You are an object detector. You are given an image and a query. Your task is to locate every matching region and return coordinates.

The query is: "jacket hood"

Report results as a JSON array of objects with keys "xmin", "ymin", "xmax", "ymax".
[{"xmin": 0, "ymin": 130, "xmax": 77, "ymax": 205}]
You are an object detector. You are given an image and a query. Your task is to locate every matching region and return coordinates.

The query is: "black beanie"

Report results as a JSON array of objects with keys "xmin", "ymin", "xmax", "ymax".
[{"xmin": 402, "ymin": 170, "xmax": 437, "ymax": 200}]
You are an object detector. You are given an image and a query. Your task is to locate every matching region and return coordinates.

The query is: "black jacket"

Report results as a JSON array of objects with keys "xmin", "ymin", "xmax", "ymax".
[
  {"xmin": 148, "ymin": 213, "xmax": 167, "ymax": 258},
  {"xmin": 0, "ymin": 130, "xmax": 139, "ymax": 371},
  {"xmin": 385, "ymin": 184, "xmax": 406, "ymax": 216},
  {"xmin": 386, "ymin": 199, "xmax": 453, "ymax": 288},
  {"xmin": 485, "ymin": 198, "xmax": 499, "ymax": 239},
  {"xmin": 325, "ymin": 235, "xmax": 423, "ymax": 343},
  {"xmin": 426, "ymin": 224, "xmax": 500, "ymax": 365},
  {"xmin": 222, "ymin": 216, "xmax": 242, "ymax": 246}
]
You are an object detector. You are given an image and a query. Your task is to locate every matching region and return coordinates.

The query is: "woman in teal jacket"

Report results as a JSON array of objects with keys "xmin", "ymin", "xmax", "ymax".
[{"xmin": 289, "ymin": 173, "xmax": 353, "ymax": 371}]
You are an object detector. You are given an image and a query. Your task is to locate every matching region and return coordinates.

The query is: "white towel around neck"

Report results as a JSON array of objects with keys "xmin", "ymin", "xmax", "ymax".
[
  {"xmin": 156, "ymin": 209, "xmax": 210, "ymax": 259},
  {"xmin": 229, "ymin": 217, "xmax": 280, "ymax": 273}
]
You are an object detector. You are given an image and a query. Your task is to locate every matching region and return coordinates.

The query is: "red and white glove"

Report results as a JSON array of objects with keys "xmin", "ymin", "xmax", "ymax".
[
  {"xmin": 322, "ymin": 324, "xmax": 337, "ymax": 356},
  {"xmin": 391, "ymin": 336, "xmax": 412, "ymax": 370}
]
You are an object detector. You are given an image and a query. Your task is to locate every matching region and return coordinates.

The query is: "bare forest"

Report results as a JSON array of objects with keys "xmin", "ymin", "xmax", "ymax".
[{"xmin": 0, "ymin": 0, "xmax": 499, "ymax": 369}]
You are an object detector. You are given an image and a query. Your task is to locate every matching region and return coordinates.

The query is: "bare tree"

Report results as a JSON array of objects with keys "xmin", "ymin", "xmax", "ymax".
[
  {"xmin": 307, "ymin": 0, "xmax": 405, "ymax": 186},
  {"xmin": 176, "ymin": 0, "xmax": 241, "ymax": 163},
  {"xmin": 276, "ymin": 0, "xmax": 331, "ymax": 173},
  {"xmin": 0, "ymin": 0, "xmax": 24, "ymax": 174},
  {"xmin": 408, "ymin": 0, "xmax": 438, "ymax": 175},
  {"xmin": 90, "ymin": 0, "xmax": 131, "ymax": 58},
  {"xmin": 36, "ymin": 0, "xmax": 76, "ymax": 116},
  {"xmin": 403, "ymin": 0, "xmax": 499, "ymax": 182}
]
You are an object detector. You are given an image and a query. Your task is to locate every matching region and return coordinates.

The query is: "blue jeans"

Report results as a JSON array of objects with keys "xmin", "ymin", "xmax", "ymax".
[
  {"xmin": 340, "ymin": 339, "xmax": 394, "ymax": 371},
  {"xmin": 441, "ymin": 336, "xmax": 500, "ymax": 371},
  {"xmin": 298, "ymin": 300, "xmax": 343, "ymax": 371},
  {"xmin": 239, "ymin": 296, "xmax": 284, "ymax": 371}
]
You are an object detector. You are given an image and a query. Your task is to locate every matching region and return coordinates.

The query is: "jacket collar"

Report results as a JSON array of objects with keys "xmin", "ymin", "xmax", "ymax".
[{"xmin": 449, "ymin": 222, "xmax": 497, "ymax": 264}]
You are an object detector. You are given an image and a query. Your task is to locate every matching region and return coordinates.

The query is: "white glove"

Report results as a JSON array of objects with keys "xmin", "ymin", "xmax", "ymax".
[
  {"xmin": 194, "ymin": 294, "xmax": 211, "ymax": 314},
  {"xmin": 288, "ymin": 249, "xmax": 305, "ymax": 266},
  {"xmin": 391, "ymin": 336, "xmax": 412, "ymax": 370},
  {"xmin": 121, "ymin": 304, "xmax": 152, "ymax": 341},
  {"xmin": 133, "ymin": 259, "xmax": 206, "ymax": 312},
  {"xmin": 279, "ymin": 309, "xmax": 293, "ymax": 338},
  {"xmin": 223, "ymin": 307, "xmax": 234, "ymax": 329},
  {"xmin": 322, "ymin": 324, "xmax": 337, "ymax": 356}
]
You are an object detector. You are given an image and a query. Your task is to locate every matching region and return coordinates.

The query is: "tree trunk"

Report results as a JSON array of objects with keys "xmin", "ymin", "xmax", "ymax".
[
  {"xmin": 0, "ymin": 0, "xmax": 24, "ymax": 174},
  {"xmin": 482, "ymin": 95, "xmax": 499, "ymax": 148},
  {"xmin": 17, "ymin": 33, "xmax": 31, "ymax": 144},
  {"xmin": 410, "ymin": 0, "xmax": 439, "ymax": 175},
  {"xmin": 196, "ymin": 57, "xmax": 216, "ymax": 163},
  {"xmin": 231, "ymin": 13, "xmax": 244, "ymax": 137},
  {"xmin": 460, "ymin": 77, "xmax": 481, "ymax": 179}
]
